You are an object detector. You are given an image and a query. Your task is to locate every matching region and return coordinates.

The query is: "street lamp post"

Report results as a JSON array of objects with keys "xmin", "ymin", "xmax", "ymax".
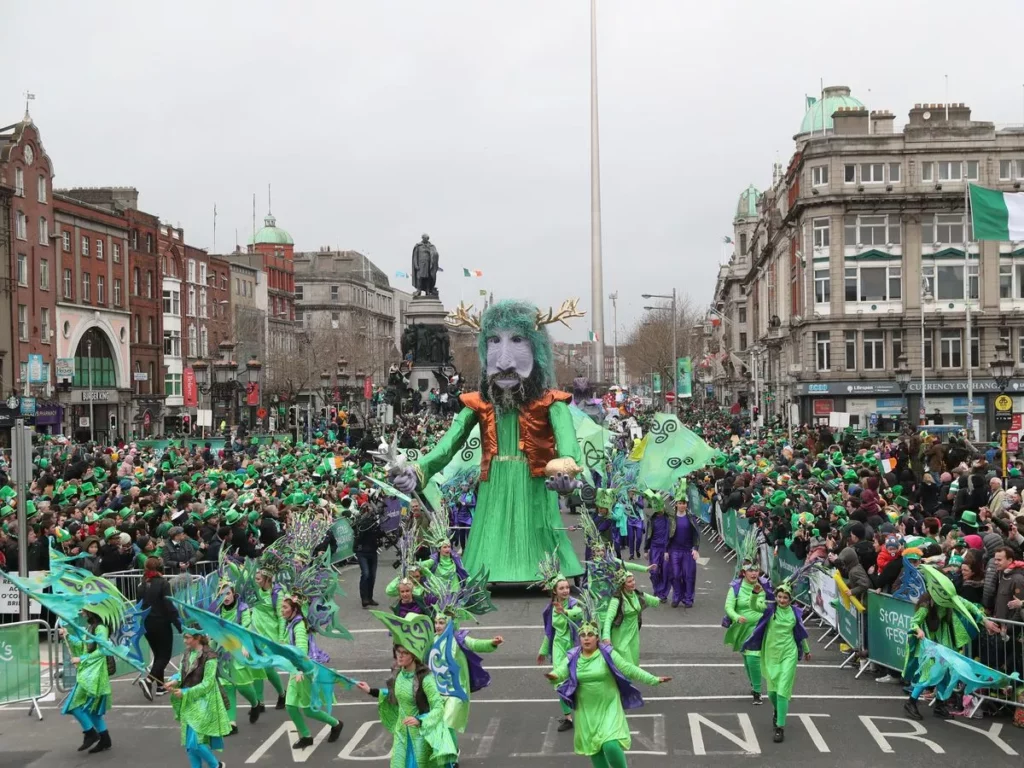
[
  {"xmin": 642, "ymin": 288, "xmax": 677, "ymax": 413},
  {"xmin": 86, "ymin": 336, "xmax": 94, "ymax": 443},
  {"xmin": 989, "ymin": 340, "xmax": 1015, "ymax": 482},
  {"xmin": 895, "ymin": 355, "xmax": 912, "ymax": 432},
  {"xmin": 246, "ymin": 356, "xmax": 262, "ymax": 431},
  {"xmin": 193, "ymin": 359, "xmax": 210, "ymax": 438},
  {"xmin": 920, "ymin": 275, "xmax": 932, "ymax": 424}
]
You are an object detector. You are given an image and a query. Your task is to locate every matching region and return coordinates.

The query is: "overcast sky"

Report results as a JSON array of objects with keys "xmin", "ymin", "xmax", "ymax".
[{"xmin": 4, "ymin": 0, "xmax": 1024, "ymax": 343}]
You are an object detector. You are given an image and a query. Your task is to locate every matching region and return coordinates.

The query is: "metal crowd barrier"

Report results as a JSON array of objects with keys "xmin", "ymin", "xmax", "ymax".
[
  {"xmin": 0, "ymin": 619, "xmax": 55, "ymax": 720},
  {"xmin": 974, "ymin": 616, "xmax": 1024, "ymax": 711}
]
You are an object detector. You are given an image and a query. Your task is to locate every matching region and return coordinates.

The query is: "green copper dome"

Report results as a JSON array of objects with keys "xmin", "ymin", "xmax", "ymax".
[
  {"xmin": 800, "ymin": 85, "xmax": 864, "ymax": 135},
  {"xmin": 249, "ymin": 213, "xmax": 293, "ymax": 246},
  {"xmin": 736, "ymin": 184, "xmax": 760, "ymax": 219}
]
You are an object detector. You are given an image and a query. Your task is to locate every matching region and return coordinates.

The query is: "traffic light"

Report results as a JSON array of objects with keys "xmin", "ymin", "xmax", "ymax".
[
  {"xmin": 289, "ymin": 406, "xmax": 296, "ymax": 428},
  {"xmin": 109, "ymin": 412, "xmax": 118, "ymax": 433},
  {"xmin": 752, "ymin": 406, "xmax": 760, "ymax": 422},
  {"xmin": 183, "ymin": 413, "xmax": 191, "ymax": 434}
]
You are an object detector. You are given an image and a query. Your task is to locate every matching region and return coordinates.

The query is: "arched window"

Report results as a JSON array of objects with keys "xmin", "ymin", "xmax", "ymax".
[
  {"xmin": 188, "ymin": 325, "xmax": 198, "ymax": 358},
  {"xmin": 133, "ymin": 267, "xmax": 140, "ymax": 296},
  {"xmin": 73, "ymin": 328, "xmax": 116, "ymax": 388},
  {"xmin": 200, "ymin": 326, "xmax": 208, "ymax": 357}
]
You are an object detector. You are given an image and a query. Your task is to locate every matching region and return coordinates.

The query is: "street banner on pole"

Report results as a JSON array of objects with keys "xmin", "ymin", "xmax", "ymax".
[{"xmin": 677, "ymin": 357, "xmax": 692, "ymax": 398}]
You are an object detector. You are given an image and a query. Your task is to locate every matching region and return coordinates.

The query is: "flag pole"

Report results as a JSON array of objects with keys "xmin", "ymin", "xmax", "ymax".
[{"xmin": 964, "ymin": 172, "xmax": 973, "ymax": 437}]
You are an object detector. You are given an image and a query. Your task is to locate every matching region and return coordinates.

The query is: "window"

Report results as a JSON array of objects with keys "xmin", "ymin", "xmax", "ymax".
[
  {"xmin": 812, "ymin": 217, "xmax": 830, "ymax": 249},
  {"xmin": 966, "ymin": 161, "xmax": 979, "ymax": 180},
  {"xmin": 39, "ymin": 259, "xmax": 49, "ymax": 290},
  {"xmin": 1001, "ymin": 262, "xmax": 1013, "ymax": 298},
  {"xmin": 188, "ymin": 326, "xmax": 198, "ymax": 357},
  {"xmin": 815, "ymin": 331, "xmax": 831, "ymax": 371},
  {"xmin": 62, "ymin": 231, "xmax": 70, "ymax": 251},
  {"xmin": 163, "ymin": 330, "xmax": 181, "ymax": 358},
  {"xmin": 96, "ymin": 239, "xmax": 103, "ymax": 260},
  {"xmin": 811, "ymin": 165, "xmax": 829, "ymax": 186},
  {"xmin": 1018, "ymin": 265, "xmax": 1024, "ymax": 299},
  {"xmin": 845, "ymin": 330, "xmax": 857, "ymax": 370},
  {"xmin": 38, "ymin": 216, "xmax": 48, "ymax": 245},
  {"xmin": 1001, "ymin": 159, "xmax": 1013, "ymax": 180},
  {"xmin": 844, "ymin": 214, "xmax": 900, "ymax": 247},
  {"xmin": 82, "ymin": 273, "xmax": 91, "ymax": 302},
  {"xmin": 163, "ymin": 288, "xmax": 180, "ymax": 315},
  {"xmin": 40, "ymin": 307, "xmax": 50, "ymax": 342},
  {"xmin": 738, "ymin": 305, "xmax": 747, "ymax": 324},
  {"xmin": 96, "ymin": 276, "xmax": 105, "ymax": 304},
  {"xmin": 187, "ymin": 286, "xmax": 196, "ymax": 317},
  {"xmin": 295, "ymin": 285, "xmax": 304, "ymax": 301},
  {"xmin": 187, "ymin": 259, "xmax": 196, "ymax": 283},
  {"xmin": 303, "ymin": 312, "xmax": 311, "ymax": 328},
  {"xmin": 921, "ymin": 213, "xmax": 972, "ymax": 245},
  {"xmin": 891, "ymin": 329, "xmax": 904, "ymax": 363},
  {"xmin": 81, "ymin": 236, "xmax": 89, "ymax": 256},
  {"xmin": 861, "ymin": 163, "xmax": 884, "ymax": 183},
  {"xmin": 740, "ymin": 233, "xmax": 748, "ymax": 256},
  {"xmin": 15, "ymin": 211, "xmax": 27, "ymax": 240},
  {"xmin": 814, "ymin": 268, "xmax": 831, "ymax": 303},
  {"xmin": 970, "ymin": 326, "xmax": 980, "ymax": 368},
  {"xmin": 131, "ymin": 230, "xmax": 138, "ymax": 249},
  {"xmin": 924, "ymin": 331, "xmax": 933, "ymax": 368},
  {"xmin": 145, "ymin": 233, "xmax": 153, "ymax": 253},
  {"xmin": 888, "ymin": 163, "xmax": 901, "ymax": 183},
  {"xmin": 147, "ymin": 317, "xmax": 154, "ymax": 344},
  {"xmin": 921, "ymin": 262, "xmax": 976, "ymax": 301},
  {"xmin": 14, "ymin": 168, "xmax": 24, "ymax": 196},
  {"xmin": 920, "ymin": 162, "xmax": 934, "ymax": 182},
  {"xmin": 200, "ymin": 326, "xmax": 208, "ymax": 357},
  {"xmin": 63, "ymin": 269, "xmax": 73, "ymax": 299},
  {"xmin": 738, "ymin": 332, "xmax": 748, "ymax": 351},
  {"xmin": 142, "ymin": 271, "xmax": 150, "ymax": 298},
  {"xmin": 17, "ymin": 305, "xmax": 27, "ymax": 341},
  {"xmin": 939, "ymin": 329, "xmax": 962, "ymax": 368},
  {"xmin": 938, "ymin": 161, "xmax": 962, "ymax": 181},
  {"xmin": 331, "ymin": 312, "xmax": 341, "ymax": 328},
  {"xmin": 164, "ymin": 373, "xmax": 182, "ymax": 397},
  {"xmin": 331, "ymin": 285, "xmax": 340, "ymax": 302},
  {"xmin": 199, "ymin": 288, "xmax": 207, "ymax": 318},
  {"xmin": 968, "ymin": 262, "xmax": 979, "ymax": 299},
  {"xmin": 1000, "ymin": 327, "xmax": 1011, "ymax": 358},
  {"xmin": 199, "ymin": 263, "xmax": 207, "ymax": 285},
  {"xmin": 132, "ymin": 268, "xmax": 140, "ymax": 296},
  {"xmin": 863, "ymin": 330, "xmax": 885, "ymax": 370},
  {"xmin": 16, "ymin": 253, "xmax": 27, "ymax": 286},
  {"xmin": 844, "ymin": 263, "xmax": 901, "ymax": 301},
  {"xmin": 113, "ymin": 278, "xmax": 121, "ymax": 306},
  {"xmin": 844, "ymin": 164, "xmax": 856, "ymax": 183},
  {"xmin": 133, "ymin": 315, "xmax": 140, "ymax": 343},
  {"xmin": 112, "ymin": 243, "xmax": 121, "ymax": 263}
]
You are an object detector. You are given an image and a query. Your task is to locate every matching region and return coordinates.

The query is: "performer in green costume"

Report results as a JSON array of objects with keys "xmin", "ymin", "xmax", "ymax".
[
  {"xmin": 546, "ymin": 591, "xmax": 670, "ymax": 768},
  {"xmin": 61, "ymin": 611, "xmax": 115, "ymax": 754},
  {"xmin": 390, "ymin": 299, "xmax": 588, "ymax": 583},
  {"xmin": 250, "ymin": 570, "xmax": 287, "ymax": 708},
  {"xmin": 722, "ymin": 529, "xmax": 772, "ymax": 704},
  {"xmin": 167, "ymin": 626, "xmax": 232, "ymax": 768},
  {"xmin": 600, "ymin": 564, "xmax": 660, "ymax": 666},
  {"xmin": 282, "ymin": 596, "xmax": 344, "ymax": 749},
  {"xmin": 358, "ymin": 611, "xmax": 459, "ymax": 768},
  {"xmin": 536, "ymin": 551, "xmax": 584, "ymax": 732},
  {"xmin": 217, "ymin": 586, "xmax": 264, "ymax": 732}
]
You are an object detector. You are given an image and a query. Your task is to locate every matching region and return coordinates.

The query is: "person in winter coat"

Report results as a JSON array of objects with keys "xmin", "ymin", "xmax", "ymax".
[
  {"xmin": 78, "ymin": 536, "xmax": 102, "ymax": 575},
  {"xmin": 138, "ymin": 557, "xmax": 182, "ymax": 696},
  {"xmin": 837, "ymin": 547, "xmax": 870, "ymax": 601}
]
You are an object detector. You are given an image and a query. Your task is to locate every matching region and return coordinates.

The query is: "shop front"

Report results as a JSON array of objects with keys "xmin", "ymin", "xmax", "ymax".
[{"xmin": 33, "ymin": 403, "xmax": 64, "ymax": 435}]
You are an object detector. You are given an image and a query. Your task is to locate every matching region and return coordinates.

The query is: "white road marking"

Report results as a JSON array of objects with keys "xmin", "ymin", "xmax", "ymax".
[
  {"xmin": 859, "ymin": 716, "xmax": 945, "ymax": 754},
  {"xmin": 688, "ymin": 712, "xmax": 759, "ymax": 756},
  {"xmin": 345, "ymin": 624, "xmax": 730, "ymax": 633},
  {"xmin": 791, "ymin": 713, "xmax": 832, "ymax": 753}
]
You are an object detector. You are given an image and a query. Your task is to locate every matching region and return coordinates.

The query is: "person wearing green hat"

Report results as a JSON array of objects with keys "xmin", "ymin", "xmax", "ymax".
[{"xmin": 165, "ymin": 625, "xmax": 232, "ymax": 768}]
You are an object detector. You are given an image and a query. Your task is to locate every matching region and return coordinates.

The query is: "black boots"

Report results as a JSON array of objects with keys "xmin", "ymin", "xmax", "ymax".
[
  {"xmin": 933, "ymin": 701, "xmax": 953, "ymax": 720},
  {"xmin": 77, "ymin": 729, "xmax": 99, "ymax": 752},
  {"xmin": 292, "ymin": 736, "xmax": 314, "ymax": 749},
  {"xmin": 88, "ymin": 731, "xmax": 112, "ymax": 753},
  {"xmin": 276, "ymin": 695, "xmax": 286, "ymax": 710},
  {"xmin": 248, "ymin": 703, "xmax": 265, "ymax": 724},
  {"xmin": 328, "ymin": 722, "xmax": 344, "ymax": 743},
  {"xmin": 752, "ymin": 690, "xmax": 763, "ymax": 705},
  {"xmin": 903, "ymin": 698, "xmax": 923, "ymax": 721},
  {"xmin": 773, "ymin": 727, "xmax": 784, "ymax": 743},
  {"xmin": 557, "ymin": 717, "xmax": 574, "ymax": 732}
]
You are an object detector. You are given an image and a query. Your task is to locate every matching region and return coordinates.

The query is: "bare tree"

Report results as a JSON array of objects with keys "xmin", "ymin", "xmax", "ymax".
[{"xmin": 621, "ymin": 295, "xmax": 701, "ymax": 386}]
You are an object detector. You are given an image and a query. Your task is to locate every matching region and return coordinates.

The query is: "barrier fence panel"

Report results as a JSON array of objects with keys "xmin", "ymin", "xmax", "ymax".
[
  {"xmin": 0, "ymin": 620, "xmax": 53, "ymax": 720},
  {"xmin": 866, "ymin": 591, "xmax": 915, "ymax": 674},
  {"xmin": 975, "ymin": 616, "xmax": 1024, "ymax": 710}
]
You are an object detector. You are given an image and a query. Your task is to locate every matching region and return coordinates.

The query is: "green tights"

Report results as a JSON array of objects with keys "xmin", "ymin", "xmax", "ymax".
[
  {"xmin": 742, "ymin": 654, "xmax": 762, "ymax": 692},
  {"xmin": 263, "ymin": 671, "xmax": 286, "ymax": 700},
  {"xmin": 767, "ymin": 692, "xmax": 789, "ymax": 727},
  {"xmin": 589, "ymin": 740, "xmax": 627, "ymax": 768},
  {"xmin": 286, "ymin": 704, "xmax": 339, "ymax": 738},
  {"xmin": 559, "ymin": 699, "xmax": 573, "ymax": 717},
  {"xmin": 226, "ymin": 682, "xmax": 260, "ymax": 724}
]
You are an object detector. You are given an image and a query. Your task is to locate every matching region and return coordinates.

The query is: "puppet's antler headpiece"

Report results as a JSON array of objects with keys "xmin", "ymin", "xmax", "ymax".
[
  {"xmin": 535, "ymin": 298, "xmax": 585, "ymax": 329},
  {"xmin": 446, "ymin": 302, "xmax": 482, "ymax": 332}
]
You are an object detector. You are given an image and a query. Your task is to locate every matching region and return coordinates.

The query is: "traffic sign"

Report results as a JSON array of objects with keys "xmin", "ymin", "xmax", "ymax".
[
  {"xmin": 256, "ymin": 407, "xmax": 267, "ymax": 419},
  {"xmin": 995, "ymin": 393, "xmax": 1013, "ymax": 427},
  {"xmin": 995, "ymin": 394, "xmax": 1013, "ymax": 412},
  {"xmin": 665, "ymin": 391, "xmax": 676, "ymax": 403}
]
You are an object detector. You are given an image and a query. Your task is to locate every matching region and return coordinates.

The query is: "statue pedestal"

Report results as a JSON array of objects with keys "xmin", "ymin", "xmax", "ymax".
[{"xmin": 403, "ymin": 296, "xmax": 453, "ymax": 395}]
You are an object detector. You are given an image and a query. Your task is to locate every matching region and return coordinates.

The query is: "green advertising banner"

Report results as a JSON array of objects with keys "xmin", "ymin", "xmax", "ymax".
[
  {"xmin": 866, "ymin": 591, "xmax": 915, "ymax": 672},
  {"xmin": 652, "ymin": 373, "xmax": 662, "ymax": 394},
  {"xmin": 330, "ymin": 518, "xmax": 355, "ymax": 564},
  {"xmin": 676, "ymin": 357, "xmax": 693, "ymax": 398},
  {"xmin": 771, "ymin": 546, "xmax": 810, "ymax": 603},
  {"xmin": 720, "ymin": 511, "xmax": 738, "ymax": 553},
  {"xmin": 835, "ymin": 599, "xmax": 862, "ymax": 648},
  {"xmin": 0, "ymin": 622, "xmax": 41, "ymax": 704}
]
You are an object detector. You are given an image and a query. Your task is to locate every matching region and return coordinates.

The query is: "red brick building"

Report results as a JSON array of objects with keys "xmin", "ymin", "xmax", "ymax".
[
  {"xmin": 0, "ymin": 115, "xmax": 57, "ymax": 400},
  {"xmin": 208, "ymin": 254, "xmax": 233, "ymax": 353}
]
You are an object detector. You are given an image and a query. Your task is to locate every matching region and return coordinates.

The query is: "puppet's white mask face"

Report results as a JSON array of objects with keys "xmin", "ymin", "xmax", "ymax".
[{"xmin": 485, "ymin": 330, "xmax": 534, "ymax": 389}]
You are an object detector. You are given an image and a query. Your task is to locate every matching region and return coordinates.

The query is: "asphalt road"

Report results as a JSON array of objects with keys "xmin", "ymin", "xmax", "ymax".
[{"xmin": 4, "ymin": 519, "xmax": 1023, "ymax": 767}]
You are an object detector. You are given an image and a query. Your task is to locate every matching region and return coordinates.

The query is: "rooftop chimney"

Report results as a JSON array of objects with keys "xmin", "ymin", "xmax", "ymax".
[{"xmin": 832, "ymin": 105, "xmax": 869, "ymax": 136}]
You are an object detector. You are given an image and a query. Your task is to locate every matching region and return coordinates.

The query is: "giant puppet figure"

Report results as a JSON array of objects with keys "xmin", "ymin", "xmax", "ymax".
[{"xmin": 391, "ymin": 299, "xmax": 586, "ymax": 583}]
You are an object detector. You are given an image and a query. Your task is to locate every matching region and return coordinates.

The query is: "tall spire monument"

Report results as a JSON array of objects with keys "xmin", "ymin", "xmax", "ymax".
[{"xmin": 589, "ymin": 0, "xmax": 606, "ymax": 380}]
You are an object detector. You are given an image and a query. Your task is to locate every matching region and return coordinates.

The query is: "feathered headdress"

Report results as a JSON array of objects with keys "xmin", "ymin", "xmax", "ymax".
[
  {"xmin": 425, "ymin": 565, "xmax": 495, "ymax": 624},
  {"xmin": 421, "ymin": 502, "xmax": 452, "ymax": 550},
  {"xmin": 568, "ymin": 584, "xmax": 604, "ymax": 637},
  {"xmin": 738, "ymin": 526, "xmax": 760, "ymax": 574},
  {"xmin": 396, "ymin": 524, "xmax": 421, "ymax": 584},
  {"xmin": 577, "ymin": 508, "xmax": 606, "ymax": 553},
  {"xmin": 534, "ymin": 548, "xmax": 566, "ymax": 592}
]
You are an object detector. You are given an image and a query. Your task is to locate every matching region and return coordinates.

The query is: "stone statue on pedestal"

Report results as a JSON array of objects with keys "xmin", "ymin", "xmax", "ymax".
[{"xmin": 411, "ymin": 234, "xmax": 440, "ymax": 297}]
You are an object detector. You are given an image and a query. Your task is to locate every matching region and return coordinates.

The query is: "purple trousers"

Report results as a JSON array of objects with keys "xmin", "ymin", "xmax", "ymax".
[
  {"xmin": 667, "ymin": 549, "xmax": 696, "ymax": 606},
  {"xmin": 649, "ymin": 546, "xmax": 668, "ymax": 599}
]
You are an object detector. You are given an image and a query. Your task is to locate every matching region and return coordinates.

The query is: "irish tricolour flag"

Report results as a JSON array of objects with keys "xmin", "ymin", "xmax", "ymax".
[{"xmin": 969, "ymin": 184, "xmax": 1024, "ymax": 240}]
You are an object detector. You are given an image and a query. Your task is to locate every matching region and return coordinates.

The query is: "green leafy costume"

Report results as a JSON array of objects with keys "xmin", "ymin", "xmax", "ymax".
[
  {"xmin": 443, "ymin": 633, "xmax": 498, "ymax": 733},
  {"xmin": 62, "ymin": 626, "xmax": 112, "ymax": 716},
  {"xmin": 250, "ymin": 586, "xmax": 287, "ymax": 701},
  {"xmin": 170, "ymin": 647, "xmax": 232, "ymax": 748},
  {"xmin": 284, "ymin": 618, "xmax": 340, "ymax": 737},
  {"xmin": 376, "ymin": 670, "xmax": 458, "ymax": 768},
  {"xmin": 217, "ymin": 601, "xmax": 262, "ymax": 723},
  {"xmin": 723, "ymin": 581, "xmax": 767, "ymax": 694},
  {"xmin": 601, "ymin": 590, "xmax": 661, "ymax": 666}
]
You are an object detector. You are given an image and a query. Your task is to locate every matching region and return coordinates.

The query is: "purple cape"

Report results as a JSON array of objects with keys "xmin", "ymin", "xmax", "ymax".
[
  {"xmin": 454, "ymin": 629, "xmax": 491, "ymax": 693},
  {"xmin": 741, "ymin": 603, "xmax": 809, "ymax": 659},
  {"xmin": 542, "ymin": 598, "xmax": 579, "ymax": 652},
  {"xmin": 557, "ymin": 645, "xmax": 644, "ymax": 711}
]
